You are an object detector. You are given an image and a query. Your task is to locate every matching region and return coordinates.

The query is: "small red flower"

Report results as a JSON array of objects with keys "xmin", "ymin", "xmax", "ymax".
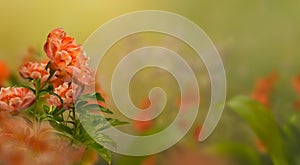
[
  {"xmin": 0, "ymin": 87, "xmax": 35, "ymax": 112},
  {"xmin": 251, "ymin": 72, "xmax": 278, "ymax": 107}
]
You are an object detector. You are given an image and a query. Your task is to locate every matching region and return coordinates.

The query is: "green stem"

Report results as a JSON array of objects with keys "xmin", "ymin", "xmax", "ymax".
[
  {"xmin": 80, "ymin": 148, "xmax": 88, "ymax": 165},
  {"xmin": 41, "ymin": 70, "xmax": 55, "ymax": 90},
  {"xmin": 33, "ymin": 81, "xmax": 40, "ymax": 137},
  {"xmin": 72, "ymin": 108, "xmax": 77, "ymax": 135}
]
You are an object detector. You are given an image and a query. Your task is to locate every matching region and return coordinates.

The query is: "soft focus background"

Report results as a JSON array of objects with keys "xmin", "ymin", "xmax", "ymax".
[{"xmin": 0, "ymin": 1, "xmax": 300, "ymax": 165}]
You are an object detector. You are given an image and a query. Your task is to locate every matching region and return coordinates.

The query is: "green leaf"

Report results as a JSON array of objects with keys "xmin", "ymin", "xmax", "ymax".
[
  {"xmin": 281, "ymin": 116, "xmax": 300, "ymax": 164},
  {"xmin": 19, "ymin": 85, "xmax": 35, "ymax": 93},
  {"xmin": 106, "ymin": 118, "xmax": 129, "ymax": 126},
  {"xmin": 96, "ymin": 133, "xmax": 116, "ymax": 148},
  {"xmin": 39, "ymin": 90, "xmax": 49, "ymax": 97},
  {"xmin": 79, "ymin": 92, "xmax": 105, "ymax": 102},
  {"xmin": 53, "ymin": 108, "xmax": 65, "ymax": 116},
  {"xmin": 34, "ymin": 78, "xmax": 41, "ymax": 91},
  {"xmin": 75, "ymin": 100, "xmax": 88, "ymax": 109},
  {"xmin": 81, "ymin": 104, "xmax": 113, "ymax": 114},
  {"xmin": 45, "ymin": 61, "xmax": 51, "ymax": 71},
  {"xmin": 228, "ymin": 96, "xmax": 289, "ymax": 165},
  {"xmin": 48, "ymin": 84, "xmax": 54, "ymax": 92},
  {"xmin": 49, "ymin": 121, "xmax": 73, "ymax": 136},
  {"xmin": 50, "ymin": 92, "xmax": 64, "ymax": 105},
  {"xmin": 97, "ymin": 119, "xmax": 128, "ymax": 132},
  {"xmin": 210, "ymin": 142, "xmax": 264, "ymax": 165},
  {"xmin": 88, "ymin": 142, "xmax": 111, "ymax": 164}
]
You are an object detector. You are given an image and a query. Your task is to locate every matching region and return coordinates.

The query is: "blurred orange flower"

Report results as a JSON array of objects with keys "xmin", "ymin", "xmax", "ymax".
[
  {"xmin": 141, "ymin": 156, "xmax": 157, "ymax": 165},
  {"xmin": 251, "ymin": 72, "xmax": 278, "ymax": 152},
  {"xmin": 256, "ymin": 139, "xmax": 266, "ymax": 153},
  {"xmin": 0, "ymin": 111, "xmax": 86, "ymax": 165},
  {"xmin": 0, "ymin": 60, "xmax": 10, "ymax": 87},
  {"xmin": 292, "ymin": 74, "xmax": 300, "ymax": 94},
  {"xmin": 292, "ymin": 74, "xmax": 300, "ymax": 110},
  {"xmin": 0, "ymin": 87, "xmax": 35, "ymax": 112},
  {"xmin": 193, "ymin": 125, "xmax": 202, "ymax": 140},
  {"xmin": 251, "ymin": 72, "xmax": 278, "ymax": 107},
  {"xmin": 133, "ymin": 98, "xmax": 153, "ymax": 133},
  {"xmin": 161, "ymin": 146, "xmax": 230, "ymax": 165}
]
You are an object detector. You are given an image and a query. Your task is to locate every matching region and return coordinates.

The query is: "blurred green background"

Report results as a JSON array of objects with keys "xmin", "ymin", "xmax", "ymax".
[
  {"xmin": 0, "ymin": 0, "xmax": 299, "ymax": 92},
  {"xmin": 0, "ymin": 1, "xmax": 300, "ymax": 165}
]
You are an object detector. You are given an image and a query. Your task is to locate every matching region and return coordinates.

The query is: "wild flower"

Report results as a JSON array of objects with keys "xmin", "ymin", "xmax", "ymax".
[
  {"xmin": 0, "ymin": 87, "xmax": 35, "ymax": 112},
  {"xmin": 19, "ymin": 62, "xmax": 54, "ymax": 85},
  {"xmin": 44, "ymin": 28, "xmax": 81, "ymax": 70}
]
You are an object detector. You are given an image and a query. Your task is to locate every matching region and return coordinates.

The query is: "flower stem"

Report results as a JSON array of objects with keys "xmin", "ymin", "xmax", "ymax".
[
  {"xmin": 33, "ymin": 82, "xmax": 40, "ymax": 137},
  {"xmin": 80, "ymin": 147, "xmax": 89, "ymax": 165},
  {"xmin": 41, "ymin": 69, "xmax": 55, "ymax": 90}
]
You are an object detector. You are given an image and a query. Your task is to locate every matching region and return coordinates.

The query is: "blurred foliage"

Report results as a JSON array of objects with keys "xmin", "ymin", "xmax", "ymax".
[{"xmin": 228, "ymin": 96, "xmax": 288, "ymax": 165}]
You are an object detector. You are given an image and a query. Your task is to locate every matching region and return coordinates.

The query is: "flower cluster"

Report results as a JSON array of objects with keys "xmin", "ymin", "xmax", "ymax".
[
  {"xmin": 0, "ymin": 28, "xmax": 125, "ymax": 164},
  {"xmin": 0, "ymin": 28, "xmax": 95, "ymax": 112}
]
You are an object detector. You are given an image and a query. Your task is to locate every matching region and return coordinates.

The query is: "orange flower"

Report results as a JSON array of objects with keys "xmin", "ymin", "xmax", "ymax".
[
  {"xmin": 0, "ymin": 60, "xmax": 10, "ymax": 87},
  {"xmin": 292, "ymin": 74, "xmax": 300, "ymax": 110},
  {"xmin": 193, "ymin": 125, "xmax": 202, "ymax": 140},
  {"xmin": 0, "ymin": 87, "xmax": 35, "ymax": 112},
  {"xmin": 19, "ymin": 62, "xmax": 56, "ymax": 85},
  {"xmin": 0, "ymin": 111, "xmax": 87, "ymax": 165},
  {"xmin": 44, "ymin": 28, "xmax": 95, "ymax": 87},
  {"xmin": 251, "ymin": 72, "xmax": 278, "ymax": 107},
  {"xmin": 141, "ymin": 156, "xmax": 157, "ymax": 165},
  {"xmin": 161, "ymin": 146, "xmax": 231, "ymax": 165},
  {"xmin": 44, "ymin": 28, "xmax": 81, "ymax": 70},
  {"xmin": 71, "ymin": 52, "xmax": 95, "ymax": 86},
  {"xmin": 47, "ymin": 82, "xmax": 81, "ymax": 109},
  {"xmin": 292, "ymin": 74, "xmax": 300, "ymax": 94},
  {"xmin": 133, "ymin": 98, "xmax": 153, "ymax": 133},
  {"xmin": 293, "ymin": 100, "xmax": 300, "ymax": 111},
  {"xmin": 256, "ymin": 139, "xmax": 266, "ymax": 153}
]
